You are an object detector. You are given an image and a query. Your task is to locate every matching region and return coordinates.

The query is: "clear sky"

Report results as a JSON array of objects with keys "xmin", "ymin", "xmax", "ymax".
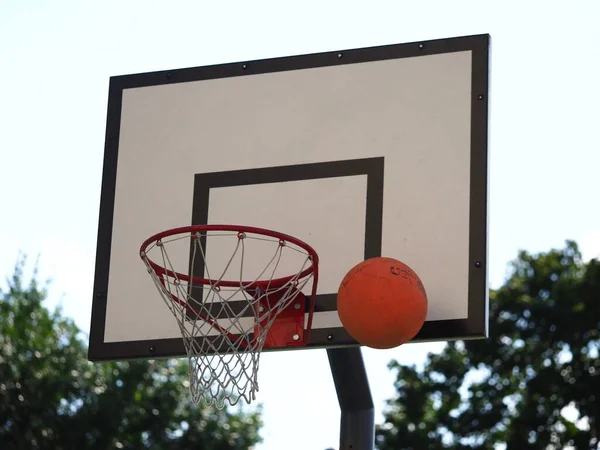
[{"xmin": 1, "ymin": 1, "xmax": 599, "ymax": 449}]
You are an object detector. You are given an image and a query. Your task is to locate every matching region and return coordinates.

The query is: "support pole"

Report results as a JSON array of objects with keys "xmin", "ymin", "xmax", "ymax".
[{"xmin": 327, "ymin": 347, "xmax": 374, "ymax": 450}]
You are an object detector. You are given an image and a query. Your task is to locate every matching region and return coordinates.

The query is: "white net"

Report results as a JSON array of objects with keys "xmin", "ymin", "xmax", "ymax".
[{"xmin": 140, "ymin": 227, "xmax": 317, "ymax": 409}]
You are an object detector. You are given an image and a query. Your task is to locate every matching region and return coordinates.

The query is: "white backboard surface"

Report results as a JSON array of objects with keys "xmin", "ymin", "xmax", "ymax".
[{"xmin": 89, "ymin": 34, "xmax": 489, "ymax": 361}]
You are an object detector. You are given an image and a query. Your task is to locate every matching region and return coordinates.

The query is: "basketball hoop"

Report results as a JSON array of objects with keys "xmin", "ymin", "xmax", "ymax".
[{"xmin": 140, "ymin": 225, "xmax": 319, "ymax": 409}]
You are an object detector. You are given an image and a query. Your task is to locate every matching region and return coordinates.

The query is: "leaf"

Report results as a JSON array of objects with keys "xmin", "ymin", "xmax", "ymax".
[
  {"xmin": 377, "ymin": 241, "xmax": 600, "ymax": 449},
  {"xmin": 0, "ymin": 255, "xmax": 263, "ymax": 450}
]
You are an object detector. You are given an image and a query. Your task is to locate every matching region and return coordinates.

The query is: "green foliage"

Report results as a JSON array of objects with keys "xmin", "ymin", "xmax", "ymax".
[
  {"xmin": 0, "ymin": 257, "xmax": 262, "ymax": 450},
  {"xmin": 377, "ymin": 241, "xmax": 600, "ymax": 449}
]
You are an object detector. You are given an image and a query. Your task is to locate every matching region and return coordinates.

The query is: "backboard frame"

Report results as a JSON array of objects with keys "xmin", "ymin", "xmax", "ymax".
[{"xmin": 88, "ymin": 33, "xmax": 490, "ymax": 362}]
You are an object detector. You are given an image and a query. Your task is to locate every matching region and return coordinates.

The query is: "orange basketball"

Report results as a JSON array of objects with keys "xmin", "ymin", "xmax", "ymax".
[{"xmin": 337, "ymin": 257, "xmax": 428, "ymax": 349}]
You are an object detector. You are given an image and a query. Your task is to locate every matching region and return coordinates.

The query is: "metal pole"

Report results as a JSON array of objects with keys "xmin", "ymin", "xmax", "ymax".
[{"xmin": 327, "ymin": 347, "xmax": 375, "ymax": 450}]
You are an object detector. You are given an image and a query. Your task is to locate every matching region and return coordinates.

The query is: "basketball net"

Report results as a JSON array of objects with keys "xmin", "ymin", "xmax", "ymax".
[{"xmin": 140, "ymin": 226, "xmax": 318, "ymax": 409}]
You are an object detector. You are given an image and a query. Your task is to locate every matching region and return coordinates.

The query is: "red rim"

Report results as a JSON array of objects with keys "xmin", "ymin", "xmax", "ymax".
[{"xmin": 140, "ymin": 224, "xmax": 319, "ymax": 289}]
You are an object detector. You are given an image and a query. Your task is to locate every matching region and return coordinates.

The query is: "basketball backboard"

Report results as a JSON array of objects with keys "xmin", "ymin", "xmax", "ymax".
[{"xmin": 89, "ymin": 34, "xmax": 489, "ymax": 362}]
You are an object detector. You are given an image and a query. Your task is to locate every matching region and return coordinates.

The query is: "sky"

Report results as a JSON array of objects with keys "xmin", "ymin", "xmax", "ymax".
[{"xmin": 1, "ymin": 1, "xmax": 600, "ymax": 449}]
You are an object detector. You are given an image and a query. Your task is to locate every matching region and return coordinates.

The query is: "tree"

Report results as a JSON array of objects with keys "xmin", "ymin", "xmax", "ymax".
[
  {"xmin": 0, "ymin": 257, "xmax": 262, "ymax": 450},
  {"xmin": 376, "ymin": 241, "xmax": 600, "ymax": 449}
]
